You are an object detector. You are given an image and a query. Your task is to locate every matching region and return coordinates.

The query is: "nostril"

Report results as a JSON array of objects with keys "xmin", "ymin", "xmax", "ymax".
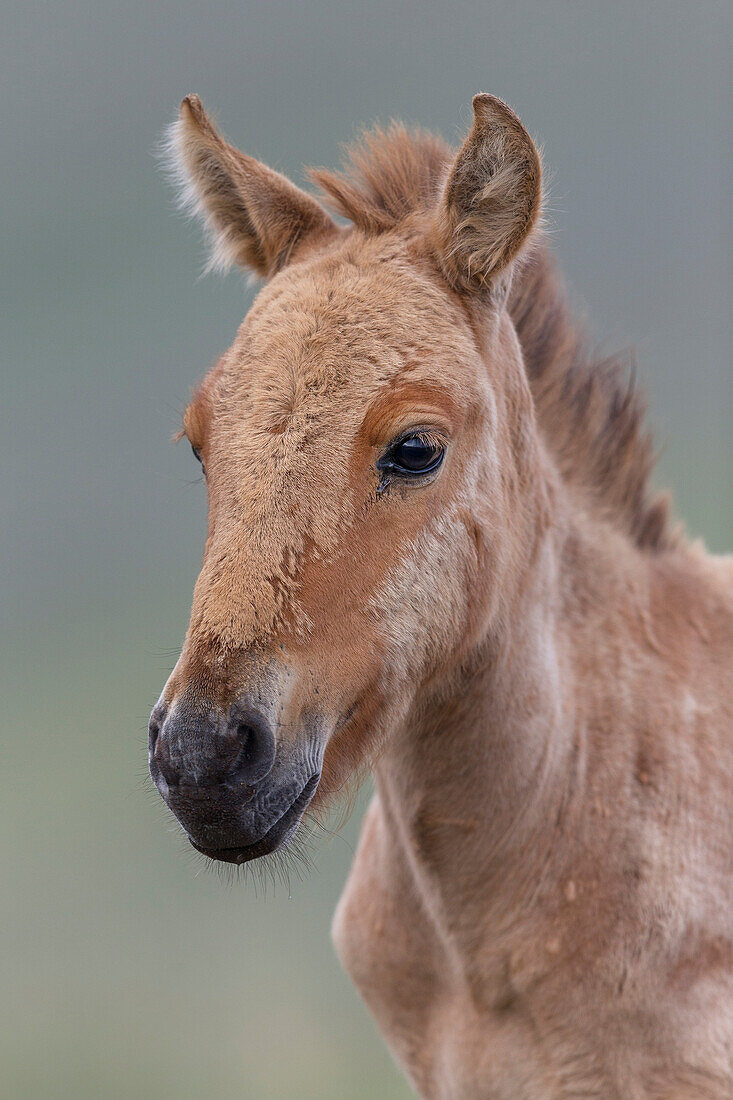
[
  {"xmin": 148, "ymin": 700, "xmax": 276, "ymax": 793},
  {"xmin": 227, "ymin": 709, "xmax": 276, "ymax": 786},
  {"xmin": 147, "ymin": 712, "xmax": 173, "ymax": 795},
  {"xmin": 148, "ymin": 700, "xmax": 168, "ymax": 755},
  {"xmin": 148, "ymin": 717, "xmax": 160, "ymax": 755},
  {"xmin": 237, "ymin": 722, "xmax": 262, "ymax": 769}
]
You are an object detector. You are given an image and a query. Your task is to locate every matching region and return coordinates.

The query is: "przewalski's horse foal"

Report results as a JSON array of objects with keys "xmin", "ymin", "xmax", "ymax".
[{"xmin": 151, "ymin": 94, "xmax": 733, "ymax": 1098}]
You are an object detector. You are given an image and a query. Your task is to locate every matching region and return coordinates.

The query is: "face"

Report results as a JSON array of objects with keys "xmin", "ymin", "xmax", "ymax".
[
  {"xmin": 151, "ymin": 91, "xmax": 542, "ymax": 865},
  {"xmin": 149, "ymin": 234, "xmax": 521, "ymax": 863}
]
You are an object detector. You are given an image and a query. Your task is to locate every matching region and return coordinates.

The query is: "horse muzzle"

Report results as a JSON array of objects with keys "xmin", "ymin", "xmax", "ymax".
[{"xmin": 148, "ymin": 694, "xmax": 321, "ymax": 863}]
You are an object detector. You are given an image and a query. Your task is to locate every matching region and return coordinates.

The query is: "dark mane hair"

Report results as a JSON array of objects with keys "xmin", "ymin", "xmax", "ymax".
[{"xmin": 311, "ymin": 125, "xmax": 677, "ymax": 552}]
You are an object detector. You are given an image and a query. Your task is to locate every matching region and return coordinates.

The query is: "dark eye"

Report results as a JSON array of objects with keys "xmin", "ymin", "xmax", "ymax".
[
  {"xmin": 191, "ymin": 443, "xmax": 205, "ymax": 473},
  {"xmin": 382, "ymin": 434, "xmax": 445, "ymax": 477}
]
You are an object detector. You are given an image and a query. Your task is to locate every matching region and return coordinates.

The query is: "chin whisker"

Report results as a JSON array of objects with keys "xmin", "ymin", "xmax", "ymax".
[{"xmin": 184, "ymin": 817, "xmax": 319, "ymax": 897}]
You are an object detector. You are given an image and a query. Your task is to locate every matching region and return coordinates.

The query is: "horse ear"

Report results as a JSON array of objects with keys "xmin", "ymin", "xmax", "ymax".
[
  {"xmin": 167, "ymin": 95, "xmax": 339, "ymax": 277},
  {"xmin": 433, "ymin": 94, "xmax": 542, "ymax": 293}
]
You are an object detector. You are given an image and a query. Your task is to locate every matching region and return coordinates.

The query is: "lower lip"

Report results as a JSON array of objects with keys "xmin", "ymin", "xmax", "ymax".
[{"xmin": 188, "ymin": 773, "xmax": 320, "ymax": 864}]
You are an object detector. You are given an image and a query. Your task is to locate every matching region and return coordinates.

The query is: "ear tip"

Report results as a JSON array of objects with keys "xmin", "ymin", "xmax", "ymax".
[
  {"xmin": 472, "ymin": 92, "xmax": 501, "ymax": 110},
  {"xmin": 179, "ymin": 94, "xmax": 204, "ymax": 121},
  {"xmin": 471, "ymin": 92, "xmax": 521, "ymax": 130}
]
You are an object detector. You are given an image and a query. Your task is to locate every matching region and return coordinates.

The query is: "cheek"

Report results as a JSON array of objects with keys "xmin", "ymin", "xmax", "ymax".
[
  {"xmin": 288, "ymin": 453, "xmax": 490, "ymax": 694},
  {"xmin": 369, "ymin": 509, "xmax": 476, "ymax": 684}
]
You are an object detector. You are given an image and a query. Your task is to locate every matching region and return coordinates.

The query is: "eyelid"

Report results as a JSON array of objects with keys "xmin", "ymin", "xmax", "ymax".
[
  {"xmin": 367, "ymin": 405, "xmax": 454, "ymax": 447},
  {"xmin": 386, "ymin": 425, "xmax": 449, "ymax": 451}
]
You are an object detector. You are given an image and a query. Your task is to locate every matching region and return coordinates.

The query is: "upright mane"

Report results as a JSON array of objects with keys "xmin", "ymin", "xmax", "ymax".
[{"xmin": 311, "ymin": 125, "xmax": 677, "ymax": 552}]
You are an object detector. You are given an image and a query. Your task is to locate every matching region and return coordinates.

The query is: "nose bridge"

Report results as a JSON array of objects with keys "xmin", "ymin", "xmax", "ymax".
[
  {"xmin": 186, "ymin": 519, "xmax": 306, "ymax": 655},
  {"xmin": 168, "ymin": 633, "xmax": 293, "ymax": 720}
]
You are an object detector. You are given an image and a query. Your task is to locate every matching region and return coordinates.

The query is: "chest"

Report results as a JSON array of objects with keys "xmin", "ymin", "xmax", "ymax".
[
  {"xmin": 332, "ymin": 797, "xmax": 733, "ymax": 1099},
  {"xmin": 332, "ymin": 799, "xmax": 566, "ymax": 1095}
]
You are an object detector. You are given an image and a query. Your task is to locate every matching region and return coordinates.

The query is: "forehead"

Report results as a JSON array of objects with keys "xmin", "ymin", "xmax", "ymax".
[{"xmin": 191, "ymin": 236, "xmax": 481, "ymax": 438}]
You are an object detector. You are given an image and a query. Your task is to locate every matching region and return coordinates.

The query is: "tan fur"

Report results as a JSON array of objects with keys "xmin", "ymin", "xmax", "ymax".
[
  {"xmin": 167, "ymin": 94, "xmax": 339, "ymax": 275},
  {"xmin": 160, "ymin": 94, "xmax": 733, "ymax": 1097}
]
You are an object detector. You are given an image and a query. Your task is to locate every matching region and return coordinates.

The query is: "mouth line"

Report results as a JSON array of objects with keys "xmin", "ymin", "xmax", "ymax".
[{"xmin": 188, "ymin": 772, "xmax": 320, "ymax": 864}]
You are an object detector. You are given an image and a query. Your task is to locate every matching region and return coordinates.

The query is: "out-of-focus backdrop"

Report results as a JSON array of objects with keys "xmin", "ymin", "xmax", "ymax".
[{"xmin": 2, "ymin": 2, "xmax": 730, "ymax": 1097}]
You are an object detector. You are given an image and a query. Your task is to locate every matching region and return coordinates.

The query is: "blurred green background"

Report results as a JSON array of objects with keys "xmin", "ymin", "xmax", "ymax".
[{"xmin": 2, "ymin": 2, "xmax": 730, "ymax": 1097}]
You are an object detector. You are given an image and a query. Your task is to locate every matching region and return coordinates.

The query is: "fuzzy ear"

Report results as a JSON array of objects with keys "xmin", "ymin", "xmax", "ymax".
[
  {"xmin": 433, "ymin": 94, "xmax": 542, "ymax": 292},
  {"xmin": 167, "ymin": 95, "xmax": 339, "ymax": 277}
]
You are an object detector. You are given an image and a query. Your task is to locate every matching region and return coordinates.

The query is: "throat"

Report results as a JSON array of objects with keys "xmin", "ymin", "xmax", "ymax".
[{"xmin": 373, "ymin": 532, "xmax": 575, "ymax": 930}]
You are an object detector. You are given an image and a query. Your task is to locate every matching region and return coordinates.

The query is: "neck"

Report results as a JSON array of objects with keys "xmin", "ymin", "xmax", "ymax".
[{"xmin": 372, "ymin": 484, "xmax": 648, "ymax": 956}]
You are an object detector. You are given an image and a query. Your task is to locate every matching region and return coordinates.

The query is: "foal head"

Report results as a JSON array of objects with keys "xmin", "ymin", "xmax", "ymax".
[{"xmin": 150, "ymin": 93, "xmax": 544, "ymax": 864}]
